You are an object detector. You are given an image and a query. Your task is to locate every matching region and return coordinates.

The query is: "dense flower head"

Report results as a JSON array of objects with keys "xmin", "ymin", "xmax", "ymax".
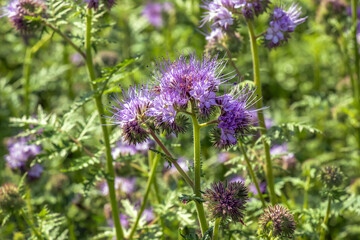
[
  {"xmin": 264, "ymin": 4, "xmax": 307, "ymax": 49},
  {"xmin": 1, "ymin": 0, "xmax": 46, "ymax": 33},
  {"xmin": 106, "ymin": 86, "xmax": 153, "ymax": 144},
  {"xmin": 212, "ymin": 86, "xmax": 259, "ymax": 149},
  {"xmin": 5, "ymin": 136, "xmax": 42, "ymax": 171},
  {"xmin": 258, "ymin": 205, "xmax": 296, "ymax": 239},
  {"xmin": 321, "ymin": 166, "xmax": 344, "ymax": 189},
  {"xmin": 204, "ymin": 181, "xmax": 249, "ymax": 223},
  {"xmin": 142, "ymin": 2, "xmax": 173, "ymax": 28},
  {"xmin": 151, "ymin": 53, "xmax": 230, "ymax": 119},
  {"xmin": 0, "ymin": 184, "xmax": 25, "ymax": 213}
]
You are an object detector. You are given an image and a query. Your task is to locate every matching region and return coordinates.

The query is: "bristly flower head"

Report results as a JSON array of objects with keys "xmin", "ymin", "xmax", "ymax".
[
  {"xmin": 264, "ymin": 3, "xmax": 307, "ymax": 49},
  {"xmin": 0, "ymin": 184, "xmax": 25, "ymax": 214},
  {"xmin": 211, "ymin": 85, "xmax": 259, "ymax": 149},
  {"xmin": 106, "ymin": 86, "xmax": 153, "ymax": 145},
  {"xmin": 200, "ymin": 1, "xmax": 234, "ymax": 29},
  {"xmin": 1, "ymin": 0, "xmax": 46, "ymax": 34},
  {"xmin": 204, "ymin": 181, "xmax": 249, "ymax": 224},
  {"xmin": 320, "ymin": 166, "xmax": 344, "ymax": 189},
  {"xmin": 258, "ymin": 205, "xmax": 296, "ymax": 239},
  {"xmin": 234, "ymin": 0, "xmax": 270, "ymax": 20}
]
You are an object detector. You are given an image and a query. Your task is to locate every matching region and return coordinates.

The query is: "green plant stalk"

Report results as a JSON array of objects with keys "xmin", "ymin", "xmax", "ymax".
[
  {"xmin": 24, "ymin": 46, "xmax": 32, "ymax": 117},
  {"xmin": 303, "ymin": 174, "xmax": 311, "ymax": 210},
  {"xmin": 213, "ymin": 218, "xmax": 221, "ymax": 240},
  {"xmin": 20, "ymin": 209, "xmax": 43, "ymax": 240},
  {"xmin": 238, "ymin": 142, "xmax": 266, "ymax": 208},
  {"xmin": 191, "ymin": 113, "xmax": 209, "ymax": 235},
  {"xmin": 320, "ymin": 197, "xmax": 332, "ymax": 240},
  {"xmin": 85, "ymin": 9, "xmax": 124, "ymax": 240},
  {"xmin": 148, "ymin": 128, "xmax": 195, "ymax": 189},
  {"xmin": 246, "ymin": 20, "xmax": 276, "ymax": 205},
  {"xmin": 128, "ymin": 151, "xmax": 162, "ymax": 239},
  {"xmin": 351, "ymin": 0, "xmax": 360, "ymax": 100}
]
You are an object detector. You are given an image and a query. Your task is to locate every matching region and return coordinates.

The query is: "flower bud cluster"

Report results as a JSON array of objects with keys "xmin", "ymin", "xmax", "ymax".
[
  {"xmin": 320, "ymin": 166, "xmax": 344, "ymax": 189},
  {"xmin": 107, "ymin": 53, "xmax": 258, "ymax": 149},
  {"xmin": 1, "ymin": 0, "xmax": 46, "ymax": 33},
  {"xmin": 0, "ymin": 184, "xmax": 25, "ymax": 214},
  {"xmin": 258, "ymin": 205, "xmax": 296, "ymax": 239}
]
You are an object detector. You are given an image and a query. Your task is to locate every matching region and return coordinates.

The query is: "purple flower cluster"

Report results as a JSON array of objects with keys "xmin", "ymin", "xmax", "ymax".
[
  {"xmin": 204, "ymin": 181, "xmax": 249, "ymax": 223},
  {"xmin": 108, "ymin": 53, "xmax": 257, "ymax": 148},
  {"xmin": 4, "ymin": 136, "xmax": 43, "ymax": 179},
  {"xmin": 264, "ymin": 4, "xmax": 307, "ymax": 49},
  {"xmin": 111, "ymin": 139, "xmax": 155, "ymax": 159},
  {"xmin": 142, "ymin": 2, "xmax": 173, "ymax": 28},
  {"xmin": 1, "ymin": 0, "xmax": 46, "ymax": 33}
]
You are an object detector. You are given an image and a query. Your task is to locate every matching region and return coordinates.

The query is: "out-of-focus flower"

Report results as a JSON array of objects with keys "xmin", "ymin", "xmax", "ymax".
[
  {"xmin": 142, "ymin": 2, "xmax": 173, "ymax": 28},
  {"xmin": 85, "ymin": 0, "xmax": 99, "ymax": 10},
  {"xmin": 5, "ymin": 136, "xmax": 42, "ymax": 170},
  {"xmin": 142, "ymin": 208, "xmax": 155, "ymax": 222},
  {"xmin": 270, "ymin": 143, "xmax": 296, "ymax": 170},
  {"xmin": 264, "ymin": 4, "xmax": 307, "ymax": 49},
  {"xmin": 27, "ymin": 163, "xmax": 43, "ymax": 179},
  {"xmin": 1, "ymin": 0, "xmax": 47, "ymax": 34},
  {"xmin": 234, "ymin": 0, "xmax": 270, "ymax": 20},
  {"xmin": 321, "ymin": 166, "xmax": 344, "ymax": 189},
  {"xmin": 204, "ymin": 181, "xmax": 249, "ymax": 224},
  {"xmin": 164, "ymin": 157, "xmax": 189, "ymax": 173},
  {"xmin": 111, "ymin": 138, "xmax": 155, "ymax": 159},
  {"xmin": 0, "ymin": 184, "xmax": 25, "ymax": 213},
  {"xmin": 70, "ymin": 53, "xmax": 84, "ymax": 67},
  {"xmin": 98, "ymin": 177, "xmax": 136, "ymax": 195},
  {"xmin": 258, "ymin": 205, "xmax": 296, "ymax": 239}
]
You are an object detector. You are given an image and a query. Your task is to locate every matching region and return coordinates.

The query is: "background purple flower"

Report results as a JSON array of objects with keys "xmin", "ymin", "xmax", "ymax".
[
  {"xmin": 142, "ymin": 2, "xmax": 173, "ymax": 28},
  {"xmin": 27, "ymin": 164, "xmax": 43, "ymax": 179}
]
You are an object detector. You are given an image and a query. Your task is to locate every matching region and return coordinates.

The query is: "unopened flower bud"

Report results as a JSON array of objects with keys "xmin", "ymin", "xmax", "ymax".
[{"xmin": 0, "ymin": 184, "xmax": 25, "ymax": 213}]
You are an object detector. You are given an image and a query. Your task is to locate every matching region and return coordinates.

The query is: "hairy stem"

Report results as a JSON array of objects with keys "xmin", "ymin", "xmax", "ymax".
[
  {"xmin": 320, "ymin": 197, "xmax": 332, "ymax": 240},
  {"xmin": 238, "ymin": 142, "xmax": 266, "ymax": 208},
  {"xmin": 85, "ymin": 9, "xmax": 124, "ymax": 240},
  {"xmin": 246, "ymin": 20, "xmax": 276, "ymax": 205},
  {"xmin": 148, "ymin": 128, "xmax": 195, "ymax": 189},
  {"xmin": 191, "ymin": 112, "xmax": 209, "ymax": 235},
  {"xmin": 24, "ymin": 47, "xmax": 32, "ymax": 117},
  {"xmin": 213, "ymin": 218, "xmax": 221, "ymax": 240},
  {"xmin": 128, "ymin": 151, "xmax": 161, "ymax": 239}
]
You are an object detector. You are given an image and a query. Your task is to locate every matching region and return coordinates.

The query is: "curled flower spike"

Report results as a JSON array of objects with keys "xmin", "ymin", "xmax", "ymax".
[
  {"xmin": 0, "ymin": 184, "xmax": 25, "ymax": 214},
  {"xmin": 204, "ymin": 181, "xmax": 249, "ymax": 224},
  {"xmin": 212, "ymin": 85, "xmax": 260, "ymax": 149},
  {"xmin": 106, "ymin": 86, "xmax": 153, "ymax": 145},
  {"xmin": 1, "ymin": 0, "xmax": 46, "ymax": 34},
  {"xmin": 321, "ymin": 166, "xmax": 344, "ymax": 189},
  {"xmin": 258, "ymin": 205, "xmax": 296, "ymax": 239},
  {"xmin": 264, "ymin": 3, "xmax": 307, "ymax": 49}
]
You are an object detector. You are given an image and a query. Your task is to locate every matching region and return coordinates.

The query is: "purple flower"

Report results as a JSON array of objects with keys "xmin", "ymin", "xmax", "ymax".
[
  {"xmin": 213, "ymin": 86, "xmax": 259, "ymax": 149},
  {"xmin": 200, "ymin": 2, "xmax": 234, "ymax": 29},
  {"xmin": 218, "ymin": 152, "xmax": 230, "ymax": 163},
  {"xmin": 85, "ymin": 0, "xmax": 99, "ymax": 10},
  {"xmin": 142, "ymin": 208, "xmax": 155, "ymax": 222},
  {"xmin": 204, "ymin": 181, "xmax": 249, "ymax": 224},
  {"xmin": 205, "ymin": 27, "xmax": 226, "ymax": 47},
  {"xmin": 1, "ymin": 0, "xmax": 46, "ymax": 33},
  {"xmin": 99, "ymin": 177, "xmax": 136, "ymax": 195},
  {"xmin": 104, "ymin": 0, "xmax": 116, "ymax": 9},
  {"xmin": 106, "ymin": 86, "xmax": 153, "ymax": 145},
  {"xmin": 119, "ymin": 214, "xmax": 130, "ymax": 228},
  {"xmin": 5, "ymin": 137, "xmax": 42, "ymax": 170},
  {"xmin": 234, "ymin": 0, "xmax": 270, "ymax": 19},
  {"xmin": 142, "ymin": 2, "xmax": 172, "ymax": 28},
  {"xmin": 27, "ymin": 164, "xmax": 43, "ymax": 179},
  {"xmin": 264, "ymin": 4, "xmax": 307, "ymax": 49},
  {"xmin": 151, "ymin": 53, "xmax": 229, "ymax": 121},
  {"xmin": 164, "ymin": 157, "xmax": 189, "ymax": 173}
]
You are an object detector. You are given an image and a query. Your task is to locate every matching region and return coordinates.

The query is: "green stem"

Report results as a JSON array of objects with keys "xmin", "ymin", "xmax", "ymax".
[
  {"xmin": 320, "ymin": 197, "xmax": 332, "ymax": 240},
  {"xmin": 351, "ymin": 0, "xmax": 360, "ymax": 100},
  {"xmin": 238, "ymin": 142, "xmax": 266, "ymax": 208},
  {"xmin": 191, "ymin": 112, "xmax": 209, "ymax": 235},
  {"xmin": 303, "ymin": 174, "xmax": 311, "ymax": 210},
  {"xmin": 148, "ymin": 128, "xmax": 195, "ymax": 189},
  {"xmin": 85, "ymin": 9, "xmax": 124, "ymax": 240},
  {"xmin": 24, "ymin": 47, "xmax": 32, "ymax": 117},
  {"xmin": 246, "ymin": 20, "xmax": 276, "ymax": 205},
  {"xmin": 128, "ymin": 151, "xmax": 162, "ymax": 239},
  {"xmin": 20, "ymin": 209, "xmax": 43, "ymax": 240},
  {"xmin": 212, "ymin": 218, "xmax": 221, "ymax": 240}
]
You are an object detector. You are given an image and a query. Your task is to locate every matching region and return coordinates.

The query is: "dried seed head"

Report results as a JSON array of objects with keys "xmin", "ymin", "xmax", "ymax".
[
  {"xmin": 258, "ymin": 205, "xmax": 296, "ymax": 239},
  {"xmin": 0, "ymin": 184, "xmax": 25, "ymax": 213}
]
